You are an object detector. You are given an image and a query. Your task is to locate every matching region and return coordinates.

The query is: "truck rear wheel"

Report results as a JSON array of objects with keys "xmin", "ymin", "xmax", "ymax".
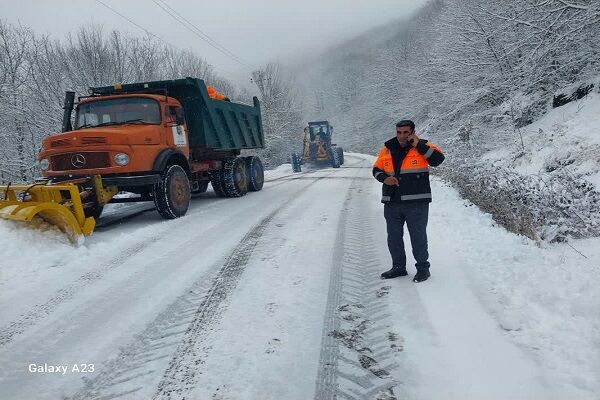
[
  {"xmin": 222, "ymin": 157, "xmax": 248, "ymax": 197},
  {"xmin": 153, "ymin": 164, "xmax": 191, "ymax": 219},
  {"xmin": 245, "ymin": 156, "xmax": 264, "ymax": 191},
  {"xmin": 210, "ymin": 170, "xmax": 227, "ymax": 197}
]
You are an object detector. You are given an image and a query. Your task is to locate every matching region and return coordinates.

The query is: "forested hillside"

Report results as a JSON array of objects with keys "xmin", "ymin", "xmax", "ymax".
[{"xmin": 297, "ymin": 0, "xmax": 600, "ymax": 242}]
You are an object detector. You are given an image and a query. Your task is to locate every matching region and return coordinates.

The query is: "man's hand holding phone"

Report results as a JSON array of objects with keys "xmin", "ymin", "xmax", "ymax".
[
  {"xmin": 407, "ymin": 133, "xmax": 420, "ymax": 147},
  {"xmin": 384, "ymin": 176, "xmax": 400, "ymax": 186}
]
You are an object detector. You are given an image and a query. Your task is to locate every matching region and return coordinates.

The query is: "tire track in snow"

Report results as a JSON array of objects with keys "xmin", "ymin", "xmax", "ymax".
[
  {"xmin": 0, "ymin": 167, "xmax": 330, "ymax": 348},
  {"xmin": 314, "ymin": 159, "xmax": 401, "ymax": 400},
  {"xmin": 151, "ymin": 209, "xmax": 277, "ymax": 400},
  {"xmin": 0, "ymin": 239, "xmax": 158, "ymax": 348},
  {"xmin": 265, "ymin": 154, "xmax": 365, "ymax": 187},
  {"xmin": 66, "ymin": 172, "xmax": 336, "ymax": 400},
  {"xmin": 0, "ymin": 190, "xmax": 246, "ymax": 348}
]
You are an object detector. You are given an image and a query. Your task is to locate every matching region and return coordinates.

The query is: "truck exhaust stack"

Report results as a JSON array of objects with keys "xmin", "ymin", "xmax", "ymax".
[{"xmin": 61, "ymin": 91, "xmax": 75, "ymax": 133}]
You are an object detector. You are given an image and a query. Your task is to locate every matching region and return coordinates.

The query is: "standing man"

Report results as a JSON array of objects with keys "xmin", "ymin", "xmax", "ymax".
[{"xmin": 373, "ymin": 120, "xmax": 445, "ymax": 282}]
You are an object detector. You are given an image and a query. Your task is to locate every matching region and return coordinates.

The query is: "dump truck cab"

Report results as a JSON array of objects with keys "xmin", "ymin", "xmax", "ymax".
[
  {"xmin": 40, "ymin": 93, "xmax": 189, "ymax": 179},
  {"xmin": 290, "ymin": 120, "xmax": 343, "ymax": 173}
]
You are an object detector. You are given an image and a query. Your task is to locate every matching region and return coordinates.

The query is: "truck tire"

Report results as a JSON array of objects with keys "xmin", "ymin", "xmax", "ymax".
[
  {"xmin": 337, "ymin": 147, "xmax": 344, "ymax": 165},
  {"xmin": 245, "ymin": 156, "xmax": 264, "ymax": 192},
  {"xmin": 222, "ymin": 157, "xmax": 248, "ymax": 197},
  {"xmin": 153, "ymin": 164, "xmax": 191, "ymax": 219},
  {"xmin": 210, "ymin": 170, "xmax": 227, "ymax": 197},
  {"xmin": 330, "ymin": 147, "xmax": 341, "ymax": 168},
  {"xmin": 291, "ymin": 152, "xmax": 302, "ymax": 173}
]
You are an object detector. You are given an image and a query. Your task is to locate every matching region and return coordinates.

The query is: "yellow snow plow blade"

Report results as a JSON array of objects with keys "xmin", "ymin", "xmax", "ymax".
[{"xmin": 0, "ymin": 183, "xmax": 95, "ymax": 243}]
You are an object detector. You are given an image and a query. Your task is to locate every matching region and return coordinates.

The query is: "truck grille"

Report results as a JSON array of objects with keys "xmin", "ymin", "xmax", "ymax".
[
  {"xmin": 81, "ymin": 136, "xmax": 107, "ymax": 145},
  {"xmin": 50, "ymin": 152, "xmax": 110, "ymax": 171},
  {"xmin": 51, "ymin": 139, "xmax": 71, "ymax": 147}
]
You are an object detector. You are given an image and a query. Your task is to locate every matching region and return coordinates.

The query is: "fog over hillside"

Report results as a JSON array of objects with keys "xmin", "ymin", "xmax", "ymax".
[{"xmin": 294, "ymin": 0, "xmax": 600, "ymax": 242}]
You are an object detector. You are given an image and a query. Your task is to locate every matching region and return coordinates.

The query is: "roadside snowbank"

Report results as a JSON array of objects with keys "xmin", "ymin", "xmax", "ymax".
[{"xmin": 425, "ymin": 178, "xmax": 600, "ymax": 397}]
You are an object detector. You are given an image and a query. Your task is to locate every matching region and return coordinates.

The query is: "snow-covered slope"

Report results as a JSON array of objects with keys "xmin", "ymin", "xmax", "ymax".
[
  {"xmin": 0, "ymin": 154, "xmax": 598, "ymax": 399},
  {"xmin": 482, "ymin": 92, "xmax": 600, "ymax": 190}
]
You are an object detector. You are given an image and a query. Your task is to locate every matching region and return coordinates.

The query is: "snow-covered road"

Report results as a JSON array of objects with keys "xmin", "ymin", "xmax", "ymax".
[{"xmin": 0, "ymin": 154, "xmax": 598, "ymax": 399}]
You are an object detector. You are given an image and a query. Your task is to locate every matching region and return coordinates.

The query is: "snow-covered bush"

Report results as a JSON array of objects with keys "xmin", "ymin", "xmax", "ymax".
[{"xmin": 441, "ymin": 159, "xmax": 600, "ymax": 242}]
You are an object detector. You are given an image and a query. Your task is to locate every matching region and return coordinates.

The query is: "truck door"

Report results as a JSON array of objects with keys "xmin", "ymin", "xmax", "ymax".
[{"xmin": 167, "ymin": 106, "xmax": 189, "ymax": 153}]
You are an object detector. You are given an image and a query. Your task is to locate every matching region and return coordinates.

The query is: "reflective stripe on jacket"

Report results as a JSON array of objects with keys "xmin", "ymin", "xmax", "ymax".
[{"xmin": 373, "ymin": 137, "xmax": 444, "ymax": 203}]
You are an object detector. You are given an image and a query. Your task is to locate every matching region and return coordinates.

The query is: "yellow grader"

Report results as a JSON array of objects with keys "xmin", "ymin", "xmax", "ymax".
[{"xmin": 290, "ymin": 121, "xmax": 344, "ymax": 173}]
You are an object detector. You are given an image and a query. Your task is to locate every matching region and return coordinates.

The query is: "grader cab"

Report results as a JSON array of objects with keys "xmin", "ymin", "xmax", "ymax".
[{"xmin": 290, "ymin": 121, "xmax": 344, "ymax": 173}]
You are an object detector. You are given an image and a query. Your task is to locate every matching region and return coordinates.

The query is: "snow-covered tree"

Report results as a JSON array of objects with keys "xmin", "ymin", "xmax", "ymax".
[{"xmin": 252, "ymin": 63, "xmax": 304, "ymax": 166}]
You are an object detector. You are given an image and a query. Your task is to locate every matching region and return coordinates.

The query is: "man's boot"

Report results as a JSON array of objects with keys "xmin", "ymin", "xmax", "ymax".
[
  {"xmin": 413, "ymin": 269, "xmax": 431, "ymax": 283},
  {"xmin": 381, "ymin": 267, "xmax": 408, "ymax": 279}
]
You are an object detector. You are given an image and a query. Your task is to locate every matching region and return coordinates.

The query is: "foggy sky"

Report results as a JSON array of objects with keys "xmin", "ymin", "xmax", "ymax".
[{"xmin": 3, "ymin": 0, "xmax": 426, "ymax": 83}]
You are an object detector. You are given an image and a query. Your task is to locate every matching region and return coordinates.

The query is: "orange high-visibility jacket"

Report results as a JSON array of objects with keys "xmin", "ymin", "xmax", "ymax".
[{"xmin": 373, "ymin": 137, "xmax": 444, "ymax": 203}]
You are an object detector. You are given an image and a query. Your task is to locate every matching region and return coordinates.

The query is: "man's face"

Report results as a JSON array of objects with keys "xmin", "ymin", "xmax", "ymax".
[{"xmin": 396, "ymin": 125, "xmax": 413, "ymax": 145}]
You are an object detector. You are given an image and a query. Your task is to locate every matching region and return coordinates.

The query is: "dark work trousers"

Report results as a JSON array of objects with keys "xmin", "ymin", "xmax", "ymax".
[{"xmin": 384, "ymin": 202, "xmax": 430, "ymax": 272}]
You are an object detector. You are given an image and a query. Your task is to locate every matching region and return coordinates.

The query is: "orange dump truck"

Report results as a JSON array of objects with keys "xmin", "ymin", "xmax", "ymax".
[{"xmin": 0, "ymin": 77, "xmax": 265, "ymax": 242}]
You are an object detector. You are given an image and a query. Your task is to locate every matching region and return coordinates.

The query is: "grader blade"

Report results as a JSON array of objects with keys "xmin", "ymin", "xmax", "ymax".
[{"xmin": 0, "ymin": 183, "xmax": 95, "ymax": 244}]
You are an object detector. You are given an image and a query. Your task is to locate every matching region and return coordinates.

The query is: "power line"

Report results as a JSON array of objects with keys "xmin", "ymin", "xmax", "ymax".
[
  {"xmin": 93, "ymin": 0, "xmax": 237, "ymax": 78},
  {"xmin": 152, "ymin": 0, "xmax": 251, "ymax": 68},
  {"xmin": 151, "ymin": 0, "xmax": 253, "ymax": 70},
  {"xmin": 94, "ymin": 0, "xmax": 176, "ymax": 48}
]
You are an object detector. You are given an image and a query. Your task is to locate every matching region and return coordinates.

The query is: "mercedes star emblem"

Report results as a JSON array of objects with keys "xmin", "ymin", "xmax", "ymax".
[{"xmin": 71, "ymin": 153, "xmax": 86, "ymax": 168}]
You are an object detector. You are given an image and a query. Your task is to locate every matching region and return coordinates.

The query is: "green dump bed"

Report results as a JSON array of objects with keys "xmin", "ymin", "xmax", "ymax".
[{"xmin": 91, "ymin": 77, "xmax": 264, "ymax": 150}]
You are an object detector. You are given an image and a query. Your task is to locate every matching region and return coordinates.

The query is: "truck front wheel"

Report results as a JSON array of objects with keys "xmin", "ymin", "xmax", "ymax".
[{"xmin": 153, "ymin": 164, "xmax": 191, "ymax": 219}]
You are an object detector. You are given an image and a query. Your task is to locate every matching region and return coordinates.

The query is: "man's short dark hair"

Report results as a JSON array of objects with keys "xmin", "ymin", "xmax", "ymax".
[{"xmin": 396, "ymin": 120, "xmax": 415, "ymax": 131}]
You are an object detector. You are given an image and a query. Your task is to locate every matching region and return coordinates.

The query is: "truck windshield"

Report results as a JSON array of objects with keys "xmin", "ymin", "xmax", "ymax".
[{"xmin": 75, "ymin": 97, "xmax": 161, "ymax": 129}]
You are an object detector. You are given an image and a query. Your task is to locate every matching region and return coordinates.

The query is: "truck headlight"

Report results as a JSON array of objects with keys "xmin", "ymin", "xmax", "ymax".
[
  {"xmin": 114, "ymin": 153, "xmax": 130, "ymax": 166},
  {"xmin": 39, "ymin": 158, "xmax": 50, "ymax": 170}
]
